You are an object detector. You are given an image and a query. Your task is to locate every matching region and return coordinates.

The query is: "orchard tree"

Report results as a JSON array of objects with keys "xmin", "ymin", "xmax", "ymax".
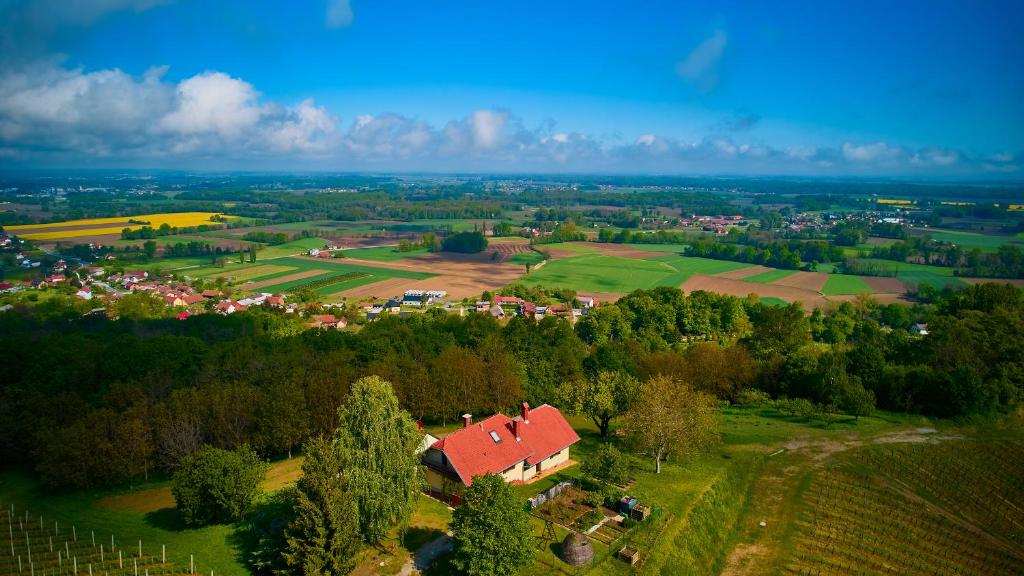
[
  {"xmin": 172, "ymin": 445, "xmax": 268, "ymax": 526},
  {"xmin": 558, "ymin": 370, "xmax": 639, "ymax": 437},
  {"xmin": 281, "ymin": 437, "xmax": 361, "ymax": 575},
  {"xmin": 582, "ymin": 443, "xmax": 628, "ymax": 485},
  {"xmin": 336, "ymin": 376, "xmax": 422, "ymax": 543},
  {"xmin": 621, "ymin": 376, "xmax": 719, "ymax": 473},
  {"xmin": 450, "ymin": 473, "xmax": 534, "ymax": 576}
]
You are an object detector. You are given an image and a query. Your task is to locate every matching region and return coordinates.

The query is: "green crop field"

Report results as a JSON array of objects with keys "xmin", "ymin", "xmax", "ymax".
[
  {"xmin": 250, "ymin": 257, "xmax": 433, "ymax": 295},
  {"xmin": 759, "ymin": 296, "xmax": 789, "ymax": 307},
  {"xmin": 744, "ymin": 269, "xmax": 798, "ymax": 284},
  {"xmin": 782, "ymin": 441, "xmax": 1024, "ymax": 575},
  {"xmin": 822, "ymin": 274, "xmax": 873, "ymax": 295},
  {"xmin": 922, "ymin": 229, "xmax": 1023, "ymax": 252},
  {"xmin": 539, "ymin": 242, "xmax": 599, "ymax": 253},
  {"xmin": 518, "ymin": 254, "xmax": 752, "ymax": 293},
  {"xmin": 341, "ymin": 246, "xmax": 429, "ymax": 261},
  {"xmin": 855, "ymin": 259, "xmax": 969, "ymax": 290},
  {"xmin": 507, "ymin": 251, "xmax": 546, "ymax": 265}
]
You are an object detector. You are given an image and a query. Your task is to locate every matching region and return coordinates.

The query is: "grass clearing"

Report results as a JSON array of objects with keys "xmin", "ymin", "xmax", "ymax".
[
  {"xmin": 922, "ymin": 229, "xmax": 1022, "ymax": 252},
  {"xmin": 744, "ymin": 269, "xmax": 798, "ymax": 284},
  {"xmin": 822, "ymin": 274, "xmax": 873, "ymax": 295},
  {"xmin": 341, "ymin": 246, "xmax": 429, "ymax": 261}
]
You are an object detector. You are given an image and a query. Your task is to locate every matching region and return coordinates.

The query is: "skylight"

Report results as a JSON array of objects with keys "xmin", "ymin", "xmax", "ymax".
[{"xmin": 488, "ymin": 430, "xmax": 501, "ymax": 443}]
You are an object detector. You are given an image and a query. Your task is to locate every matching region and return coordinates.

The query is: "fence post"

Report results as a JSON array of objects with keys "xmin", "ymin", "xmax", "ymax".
[
  {"xmin": 138, "ymin": 540, "xmax": 141, "ymax": 558},
  {"xmin": 118, "ymin": 550, "xmax": 122, "ymax": 569},
  {"xmin": 190, "ymin": 554, "xmax": 194, "ymax": 574},
  {"xmin": 162, "ymin": 545, "xmax": 165, "ymax": 564}
]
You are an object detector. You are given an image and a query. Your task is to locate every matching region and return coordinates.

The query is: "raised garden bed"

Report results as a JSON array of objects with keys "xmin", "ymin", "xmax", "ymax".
[{"xmin": 532, "ymin": 486, "xmax": 596, "ymax": 527}]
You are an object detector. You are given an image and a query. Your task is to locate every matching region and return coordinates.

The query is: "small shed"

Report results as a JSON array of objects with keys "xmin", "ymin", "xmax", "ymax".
[
  {"xmin": 560, "ymin": 532, "xmax": 594, "ymax": 566},
  {"xmin": 631, "ymin": 504, "xmax": 651, "ymax": 521},
  {"xmin": 618, "ymin": 546, "xmax": 640, "ymax": 565}
]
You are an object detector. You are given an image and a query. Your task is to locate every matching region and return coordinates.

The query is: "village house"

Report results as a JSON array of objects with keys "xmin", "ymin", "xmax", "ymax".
[
  {"xmin": 215, "ymin": 300, "xmax": 247, "ymax": 315},
  {"xmin": 308, "ymin": 314, "xmax": 348, "ymax": 330},
  {"xmin": 75, "ymin": 286, "xmax": 93, "ymax": 300},
  {"xmin": 576, "ymin": 295, "xmax": 597, "ymax": 308},
  {"xmin": 422, "ymin": 403, "xmax": 579, "ymax": 502}
]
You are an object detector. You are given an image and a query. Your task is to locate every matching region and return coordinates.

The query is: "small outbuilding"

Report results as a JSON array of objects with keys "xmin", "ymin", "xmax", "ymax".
[{"xmin": 560, "ymin": 532, "xmax": 594, "ymax": 566}]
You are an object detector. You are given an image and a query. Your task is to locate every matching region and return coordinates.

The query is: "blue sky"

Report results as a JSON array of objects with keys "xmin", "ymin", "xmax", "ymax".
[{"xmin": 0, "ymin": 0, "xmax": 1021, "ymax": 177}]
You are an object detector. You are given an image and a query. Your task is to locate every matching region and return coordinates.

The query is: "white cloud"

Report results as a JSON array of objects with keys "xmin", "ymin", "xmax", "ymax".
[
  {"xmin": 326, "ymin": 0, "xmax": 353, "ymax": 28},
  {"xmin": 676, "ymin": 30, "xmax": 727, "ymax": 92},
  {"xmin": 0, "ymin": 61, "xmax": 1007, "ymax": 176},
  {"xmin": 160, "ymin": 72, "xmax": 262, "ymax": 137},
  {"xmin": 842, "ymin": 141, "xmax": 905, "ymax": 163}
]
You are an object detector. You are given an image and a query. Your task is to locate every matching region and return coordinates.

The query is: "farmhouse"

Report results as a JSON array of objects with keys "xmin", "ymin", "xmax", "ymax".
[{"xmin": 422, "ymin": 403, "xmax": 579, "ymax": 500}]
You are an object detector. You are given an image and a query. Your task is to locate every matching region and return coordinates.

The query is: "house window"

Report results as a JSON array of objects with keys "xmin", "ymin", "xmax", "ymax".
[{"xmin": 488, "ymin": 430, "xmax": 501, "ymax": 443}]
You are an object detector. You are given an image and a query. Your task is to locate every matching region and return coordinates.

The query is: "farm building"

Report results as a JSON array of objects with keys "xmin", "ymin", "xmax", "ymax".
[{"xmin": 422, "ymin": 403, "xmax": 579, "ymax": 500}]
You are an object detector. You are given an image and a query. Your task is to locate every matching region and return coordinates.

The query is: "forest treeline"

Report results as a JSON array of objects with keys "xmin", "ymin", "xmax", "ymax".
[{"xmin": 0, "ymin": 283, "xmax": 1020, "ymax": 490}]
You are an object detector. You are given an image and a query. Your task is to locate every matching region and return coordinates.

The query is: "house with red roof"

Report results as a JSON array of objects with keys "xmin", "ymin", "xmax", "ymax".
[{"xmin": 421, "ymin": 403, "xmax": 579, "ymax": 501}]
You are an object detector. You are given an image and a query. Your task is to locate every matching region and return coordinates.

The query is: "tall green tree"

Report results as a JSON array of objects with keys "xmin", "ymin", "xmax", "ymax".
[
  {"xmin": 450, "ymin": 473, "xmax": 535, "ymax": 576},
  {"xmin": 336, "ymin": 376, "xmax": 422, "ymax": 543},
  {"xmin": 558, "ymin": 370, "xmax": 639, "ymax": 437},
  {"xmin": 281, "ymin": 437, "xmax": 361, "ymax": 576},
  {"xmin": 172, "ymin": 445, "xmax": 268, "ymax": 526},
  {"xmin": 621, "ymin": 376, "xmax": 719, "ymax": 473}
]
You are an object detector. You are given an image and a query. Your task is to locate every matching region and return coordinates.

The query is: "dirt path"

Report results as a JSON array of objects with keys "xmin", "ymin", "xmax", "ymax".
[{"xmin": 719, "ymin": 428, "xmax": 962, "ymax": 576}]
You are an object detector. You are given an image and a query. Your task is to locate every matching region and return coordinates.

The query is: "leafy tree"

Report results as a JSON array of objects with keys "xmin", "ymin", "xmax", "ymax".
[
  {"xmin": 336, "ymin": 376, "xmax": 421, "ymax": 543},
  {"xmin": 255, "ymin": 380, "xmax": 311, "ymax": 458},
  {"xmin": 143, "ymin": 240, "xmax": 157, "ymax": 258},
  {"xmin": 442, "ymin": 231, "xmax": 488, "ymax": 253},
  {"xmin": 450, "ymin": 473, "xmax": 535, "ymax": 576},
  {"xmin": 582, "ymin": 443, "xmax": 628, "ymax": 485},
  {"xmin": 172, "ymin": 445, "xmax": 268, "ymax": 526},
  {"xmin": 621, "ymin": 376, "xmax": 719, "ymax": 473},
  {"xmin": 281, "ymin": 438, "xmax": 361, "ymax": 576},
  {"xmin": 112, "ymin": 291, "xmax": 171, "ymax": 320},
  {"xmin": 558, "ymin": 370, "xmax": 639, "ymax": 437}
]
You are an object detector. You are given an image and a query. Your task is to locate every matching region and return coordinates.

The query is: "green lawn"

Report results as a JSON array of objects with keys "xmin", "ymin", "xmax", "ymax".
[
  {"xmin": 822, "ymin": 274, "xmax": 873, "ymax": 295},
  {"xmin": 744, "ymin": 269, "xmax": 797, "ymax": 284},
  {"xmin": 341, "ymin": 246, "xmax": 429, "ymax": 261},
  {"xmin": 618, "ymin": 243, "xmax": 691, "ymax": 253},
  {"xmin": 507, "ymin": 251, "xmax": 546, "ymax": 265},
  {"xmin": 518, "ymin": 254, "xmax": 750, "ymax": 293},
  {"xmin": 255, "ymin": 237, "xmax": 328, "ymax": 259},
  {"xmin": 759, "ymin": 297, "xmax": 789, "ymax": 307}
]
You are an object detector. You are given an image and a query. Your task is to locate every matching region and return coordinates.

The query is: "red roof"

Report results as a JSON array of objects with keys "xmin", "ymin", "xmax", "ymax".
[
  {"xmin": 495, "ymin": 296, "xmax": 522, "ymax": 304},
  {"xmin": 430, "ymin": 404, "xmax": 579, "ymax": 486}
]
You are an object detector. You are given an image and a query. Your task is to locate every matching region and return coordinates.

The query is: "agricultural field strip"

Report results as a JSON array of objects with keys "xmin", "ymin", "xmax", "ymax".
[
  {"xmin": 821, "ymin": 275, "xmax": 874, "ymax": 295},
  {"xmin": 742, "ymin": 269, "xmax": 798, "ymax": 284}
]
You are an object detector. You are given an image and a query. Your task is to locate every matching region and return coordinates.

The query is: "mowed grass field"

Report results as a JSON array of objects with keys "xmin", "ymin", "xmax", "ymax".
[
  {"xmin": 744, "ymin": 269, "xmax": 798, "ymax": 284},
  {"xmin": 822, "ymin": 274, "xmax": 874, "ymax": 295},
  {"xmin": 921, "ymin": 228, "xmax": 1023, "ymax": 252},
  {"xmin": 227, "ymin": 257, "xmax": 433, "ymax": 296},
  {"xmin": 340, "ymin": 246, "xmax": 429, "ymax": 261},
  {"xmin": 856, "ymin": 258, "xmax": 969, "ymax": 291},
  {"xmin": 518, "ymin": 253, "xmax": 752, "ymax": 293},
  {"xmin": 6, "ymin": 212, "xmax": 228, "ymax": 240}
]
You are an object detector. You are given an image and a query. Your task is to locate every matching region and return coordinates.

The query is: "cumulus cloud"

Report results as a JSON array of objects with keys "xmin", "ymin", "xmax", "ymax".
[
  {"xmin": 0, "ymin": 63, "xmax": 337, "ymax": 159},
  {"xmin": 676, "ymin": 30, "xmax": 727, "ymax": 93},
  {"xmin": 0, "ymin": 61, "xmax": 1012, "ymax": 176},
  {"xmin": 326, "ymin": 0, "xmax": 353, "ymax": 28}
]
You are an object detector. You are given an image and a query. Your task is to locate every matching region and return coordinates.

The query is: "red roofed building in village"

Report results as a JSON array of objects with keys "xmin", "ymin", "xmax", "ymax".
[{"xmin": 421, "ymin": 403, "xmax": 579, "ymax": 501}]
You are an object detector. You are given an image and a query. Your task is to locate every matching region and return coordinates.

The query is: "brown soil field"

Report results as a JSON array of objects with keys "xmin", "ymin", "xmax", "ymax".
[
  {"xmin": 245, "ymin": 268, "xmax": 326, "ymax": 289},
  {"xmin": 681, "ymin": 274, "xmax": 830, "ymax": 309},
  {"xmin": 860, "ymin": 276, "xmax": 908, "ymax": 293},
  {"xmin": 865, "ymin": 236, "xmax": 897, "ymax": 245},
  {"xmin": 311, "ymin": 252, "xmax": 525, "ymax": 300},
  {"xmin": 487, "ymin": 240, "xmax": 533, "ymax": 262},
  {"xmin": 715, "ymin": 265, "xmax": 774, "ymax": 280},
  {"xmin": 770, "ymin": 271, "xmax": 829, "ymax": 292},
  {"xmin": 961, "ymin": 277, "xmax": 1024, "ymax": 287}
]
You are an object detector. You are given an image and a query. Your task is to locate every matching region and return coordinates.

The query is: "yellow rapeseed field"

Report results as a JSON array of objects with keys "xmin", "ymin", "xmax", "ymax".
[
  {"xmin": 7, "ymin": 212, "xmax": 227, "ymax": 240},
  {"xmin": 875, "ymin": 198, "xmax": 914, "ymax": 205}
]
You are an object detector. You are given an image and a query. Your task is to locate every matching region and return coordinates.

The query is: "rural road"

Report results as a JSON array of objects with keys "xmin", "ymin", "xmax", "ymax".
[{"xmin": 399, "ymin": 532, "xmax": 452, "ymax": 576}]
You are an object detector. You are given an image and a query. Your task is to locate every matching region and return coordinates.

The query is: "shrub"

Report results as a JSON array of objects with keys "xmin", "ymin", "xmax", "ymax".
[
  {"xmin": 172, "ymin": 445, "xmax": 268, "ymax": 526},
  {"xmin": 735, "ymin": 388, "xmax": 772, "ymax": 407},
  {"xmin": 581, "ymin": 443, "xmax": 628, "ymax": 485},
  {"xmin": 442, "ymin": 231, "xmax": 488, "ymax": 253}
]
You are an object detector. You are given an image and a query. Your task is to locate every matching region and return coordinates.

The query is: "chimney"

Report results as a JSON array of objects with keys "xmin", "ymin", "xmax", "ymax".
[
  {"xmin": 521, "ymin": 402, "xmax": 530, "ymax": 423},
  {"xmin": 462, "ymin": 413, "xmax": 472, "ymax": 428},
  {"xmin": 512, "ymin": 419, "xmax": 521, "ymax": 440}
]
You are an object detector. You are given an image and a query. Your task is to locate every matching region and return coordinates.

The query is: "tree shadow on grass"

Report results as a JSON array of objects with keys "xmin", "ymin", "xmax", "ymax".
[
  {"xmin": 402, "ymin": 526, "xmax": 444, "ymax": 553},
  {"xmin": 144, "ymin": 507, "xmax": 187, "ymax": 531}
]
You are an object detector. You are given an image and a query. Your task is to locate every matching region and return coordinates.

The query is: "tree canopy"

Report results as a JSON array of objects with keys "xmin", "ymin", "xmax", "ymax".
[{"xmin": 450, "ymin": 473, "xmax": 535, "ymax": 576}]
